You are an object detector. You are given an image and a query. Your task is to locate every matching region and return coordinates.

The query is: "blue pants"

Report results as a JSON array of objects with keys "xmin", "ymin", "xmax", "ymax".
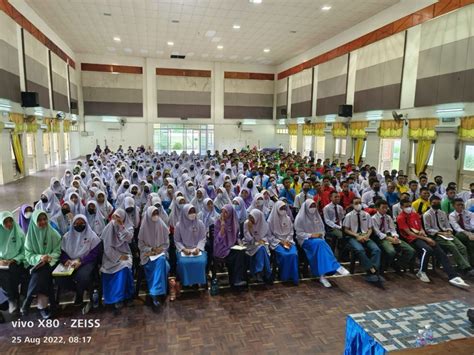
[
  {"xmin": 102, "ymin": 267, "xmax": 134, "ymax": 305},
  {"xmin": 275, "ymin": 245, "xmax": 299, "ymax": 284},
  {"xmin": 176, "ymin": 251, "xmax": 207, "ymax": 286},
  {"xmin": 249, "ymin": 247, "xmax": 272, "ymax": 278},
  {"xmin": 302, "ymin": 238, "xmax": 340, "ymax": 277},
  {"xmin": 143, "ymin": 256, "xmax": 170, "ymax": 296},
  {"xmin": 347, "ymin": 238, "xmax": 381, "ymax": 271}
]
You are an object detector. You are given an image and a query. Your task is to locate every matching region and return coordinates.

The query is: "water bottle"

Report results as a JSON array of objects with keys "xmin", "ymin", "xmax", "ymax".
[
  {"xmin": 210, "ymin": 278, "xmax": 219, "ymax": 296},
  {"xmin": 423, "ymin": 325, "xmax": 433, "ymax": 344},
  {"xmin": 415, "ymin": 329, "xmax": 426, "ymax": 347},
  {"xmin": 92, "ymin": 289, "xmax": 99, "ymax": 309}
]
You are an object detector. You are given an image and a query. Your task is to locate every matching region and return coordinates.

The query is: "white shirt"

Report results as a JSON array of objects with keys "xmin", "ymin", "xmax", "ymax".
[
  {"xmin": 392, "ymin": 202, "xmax": 402, "ymax": 220},
  {"xmin": 458, "ymin": 191, "xmax": 474, "ymax": 202},
  {"xmin": 361, "ymin": 189, "xmax": 386, "ymax": 208},
  {"xmin": 322, "ymin": 202, "xmax": 345, "ymax": 230},
  {"xmin": 449, "ymin": 210, "xmax": 473, "ymax": 233},
  {"xmin": 294, "ymin": 191, "xmax": 314, "ymax": 210},
  {"xmin": 372, "ymin": 212, "xmax": 398, "ymax": 240},
  {"xmin": 423, "ymin": 208, "xmax": 452, "ymax": 235},
  {"xmin": 343, "ymin": 210, "xmax": 372, "ymax": 234}
]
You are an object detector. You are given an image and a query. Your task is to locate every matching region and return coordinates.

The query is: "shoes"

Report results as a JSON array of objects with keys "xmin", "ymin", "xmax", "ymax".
[
  {"xmin": 8, "ymin": 300, "xmax": 18, "ymax": 314},
  {"xmin": 449, "ymin": 277, "xmax": 470, "ymax": 289},
  {"xmin": 233, "ymin": 281, "xmax": 247, "ymax": 287},
  {"xmin": 364, "ymin": 274, "xmax": 379, "ymax": 283},
  {"xmin": 39, "ymin": 308, "xmax": 51, "ymax": 320},
  {"xmin": 151, "ymin": 297, "xmax": 161, "ymax": 313},
  {"xmin": 336, "ymin": 266, "xmax": 350, "ymax": 276},
  {"xmin": 416, "ymin": 271, "xmax": 431, "ymax": 283},
  {"xmin": 319, "ymin": 276, "xmax": 332, "ymax": 288}
]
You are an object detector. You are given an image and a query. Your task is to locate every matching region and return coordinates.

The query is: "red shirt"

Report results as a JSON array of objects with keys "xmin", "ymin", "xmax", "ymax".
[
  {"xmin": 320, "ymin": 186, "xmax": 335, "ymax": 207},
  {"xmin": 339, "ymin": 191, "xmax": 355, "ymax": 210},
  {"xmin": 397, "ymin": 211, "xmax": 423, "ymax": 243}
]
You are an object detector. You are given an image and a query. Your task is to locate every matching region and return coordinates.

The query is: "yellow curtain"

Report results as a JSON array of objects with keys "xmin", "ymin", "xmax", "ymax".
[
  {"xmin": 11, "ymin": 133, "xmax": 24, "ymax": 175},
  {"xmin": 52, "ymin": 118, "xmax": 60, "ymax": 133},
  {"xmin": 415, "ymin": 140, "xmax": 433, "ymax": 176},
  {"xmin": 288, "ymin": 124, "xmax": 298, "ymax": 136},
  {"xmin": 63, "ymin": 119, "xmax": 71, "ymax": 133},
  {"xmin": 379, "ymin": 120, "xmax": 403, "ymax": 138},
  {"xmin": 25, "ymin": 116, "xmax": 38, "ymax": 133},
  {"xmin": 409, "ymin": 118, "xmax": 438, "ymax": 140},
  {"xmin": 9, "ymin": 113, "xmax": 25, "ymax": 133},
  {"xmin": 44, "ymin": 117, "xmax": 52, "ymax": 132},
  {"xmin": 332, "ymin": 122, "xmax": 348, "ymax": 137},
  {"xmin": 354, "ymin": 138, "xmax": 365, "ymax": 165},
  {"xmin": 313, "ymin": 122, "xmax": 325, "ymax": 137},
  {"xmin": 302, "ymin": 123, "xmax": 313, "ymax": 136},
  {"xmin": 459, "ymin": 116, "xmax": 474, "ymax": 140},
  {"xmin": 349, "ymin": 121, "xmax": 368, "ymax": 138}
]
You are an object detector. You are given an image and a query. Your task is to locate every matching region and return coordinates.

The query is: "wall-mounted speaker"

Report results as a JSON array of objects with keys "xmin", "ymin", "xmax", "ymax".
[
  {"xmin": 338, "ymin": 104, "xmax": 353, "ymax": 118},
  {"xmin": 280, "ymin": 108, "xmax": 287, "ymax": 118},
  {"xmin": 21, "ymin": 92, "xmax": 39, "ymax": 107},
  {"xmin": 70, "ymin": 101, "xmax": 78, "ymax": 110}
]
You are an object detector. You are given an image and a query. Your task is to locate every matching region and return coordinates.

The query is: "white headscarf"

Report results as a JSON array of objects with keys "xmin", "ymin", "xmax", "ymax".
[
  {"xmin": 137, "ymin": 206, "xmax": 170, "ymax": 265},
  {"xmin": 268, "ymin": 200, "xmax": 293, "ymax": 237},
  {"xmin": 61, "ymin": 214, "xmax": 101, "ymax": 260}
]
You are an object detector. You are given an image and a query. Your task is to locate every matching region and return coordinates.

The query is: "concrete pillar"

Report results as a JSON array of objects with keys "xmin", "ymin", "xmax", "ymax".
[
  {"xmin": 432, "ymin": 129, "xmax": 460, "ymax": 184},
  {"xmin": 296, "ymin": 124, "xmax": 304, "ymax": 153},
  {"xmin": 399, "ymin": 123, "xmax": 411, "ymax": 173},
  {"xmin": 0, "ymin": 130, "xmax": 14, "ymax": 184},
  {"xmin": 325, "ymin": 128, "xmax": 335, "ymax": 160}
]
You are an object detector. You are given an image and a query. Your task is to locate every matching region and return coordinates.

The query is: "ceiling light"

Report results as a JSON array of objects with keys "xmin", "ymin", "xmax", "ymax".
[
  {"xmin": 113, "ymin": 36, "xmax": 121, "ymax": 42},
  {"xmin": 436, "ymin": 108, "xmax": 464, "ymax": 113},
  {"xmin": 249, "ymin": 0, "xmax": 262, "ymax": 4},
  {"xmin": 233, "ymin": 24, "xmax": 240, "ymax": 29},
  {"xmin": 217, "ymin": 45, "xmax": 223, "ymax": 49},
  {"xmin": 263, "ymin": 48, "xmax": 270, "ymax": 53},
  {"xmin": 167, "ymin": 41, "xmax": 174, "ymax": 46},
  {"xmin": 322, "ymin": 5, "xmax": 332, "ymax": 11}
]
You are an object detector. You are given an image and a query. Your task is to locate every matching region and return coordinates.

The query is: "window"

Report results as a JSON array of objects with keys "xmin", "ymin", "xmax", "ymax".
[
  {"xmin": 335, "ymin": 138, "xmax": 346, "ymax": 156},
  {"xmin": 289, "ymin": 135, "xmax": 297, "ymax": 153},
  {"xmin": 410, "ymin": 142, "xmax": 435, "ymax": 166},
  {"xmin": 379, "ymin": 139, "xmax": 401, "ymax": 171},
  {"xmin": 314, "ymin": 136, "xmax": 325, "ymax": 161},
  {"xmin": 303, "ymin": 136, "xmax": 312, "ymax": 157},
  {"xmin": 463, "ymin": 144, "xmax": 474, "ymax": 171},
  {"xmin": 276, "ymin": 127, "xmax": 288, "ymax": 134},
  {"xmin": 362, "ymin": 140, "xmax": 367, "ymax": 159},
  {"xmin": 153, "ymin": 124, "xmax": 214, "ymax": 154}
]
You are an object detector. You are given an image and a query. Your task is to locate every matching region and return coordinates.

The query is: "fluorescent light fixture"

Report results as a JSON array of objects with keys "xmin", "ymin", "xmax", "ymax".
[
  {"xmin": 217, "ymin": 45, "xmax": 223, "ymax": 49},
  {"xmin": 71, "ymin": 114, "xmax": 78, "ymax": 121},
  {"xmin": 243, "ymin": 119, "xmax": 257, "ymax": 125},
  {"xmin": 233, "ymin": 24, "xmax": 240, "ymax": 29},
  {"xmin": 167, "ymin": 41, "xmax": 174, "ymax": 46},
  {"xmin": 263, "ymin": 48, "xmax": 270, "ymax": 53},
  {"xmin": 113, "ymin": 36, "xmax": 121, "ymax": 42},
  {"xmin": 436, "ymin": 108, "xmax": 464, "ymax": 113},
  {"xmin": 249, "ymin": 0, "xmax": 262, "ymax": 3},
  {"xmin": 296, "ymin": 117, "xmax": 306, "ymax": 124},
  {"xmin": 325, "ymin": 114, "xmax": 337, "ymax": 122},
  {"xmin": 322, "ymin": 5, "xmax": 332, "ymax": 11},
  {"xmin": 102, "ymin": 116, "xmax": 120, "ymax": 123},
  {"xmin": 278, "ymin": 119, "xmax": 286, "ymax": 125}
]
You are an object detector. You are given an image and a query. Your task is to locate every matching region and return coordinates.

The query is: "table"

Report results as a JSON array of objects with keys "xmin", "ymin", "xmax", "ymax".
[{"xmin": 344, "ymin": 300, "xmax": 474, "ymax": 354}]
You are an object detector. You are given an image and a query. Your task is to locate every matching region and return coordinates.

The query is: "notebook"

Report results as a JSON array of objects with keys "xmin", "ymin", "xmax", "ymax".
[
  {"xmin": 149, "ymin": 252, "xmax": 165, "ymax": 261},
  {"xmin": 180, "ymin": 251, "xmax": 202, "ymax": 257},
  {"xmin": 231, "ymin": 245, "xmax": 247, "ymax": 251},
  {"xmin": 52, "ymin": 263, "xmax": 75, "ymax": 277}
]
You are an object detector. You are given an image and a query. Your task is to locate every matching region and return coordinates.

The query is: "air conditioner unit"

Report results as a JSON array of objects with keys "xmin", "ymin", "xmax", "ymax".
[
  {"xmin": 3, "ymin": 122, "xmax": 15, "ymax": 129},
  {"xmin": 241, "ymin": 125, "xmax": 253, "ymax": 132}
]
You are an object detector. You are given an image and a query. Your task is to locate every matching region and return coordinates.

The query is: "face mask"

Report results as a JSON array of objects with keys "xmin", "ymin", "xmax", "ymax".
[
  {"xmin": 41, "ymin": 197, "xmax": 48, "ymax": 203},
  {"xmin": 234, "ymin": 204, "xmax": 241, "ymax": 211},
  {"xmin": 62, "ymin": 209, "xmax": 70, "ymax": 215},
  {"xmin": 88, "ymin": 208, "xmax": 96, "ymax": 215},
  {"xmin": 308, "ymin": 207, "xmax": 317, "ymax": 214},
  {"xmin": 131, "ymin": 190, "xmax": 138, "ymax": 196},
  {"xmin": 188, "ymin": 213, "xmax": 197, "ymax": 220},
  {"xmin": 151, "ymin": 215, "xmax": 160, "ymax": 222},
  {"xmin": 177, "ymin": 204, "xmax": 184, "ymax": 210},
  {"xmin": 353, "ymin": 204, "xmax": 362, "ymax": 212},
  {"xmin": 24, "ymin": 212, "xmax": 32, "ymax": 219},
  {"xmin": 403, "ymin": 207, "xmax": 413, "ymax": 214},
  {"xmin": 124, "ymin": 184, "xmax": 130, "ymax": 189},
  {"xmin": 125, "ymin": 207, "xmax": 134, "ymax": 213},
  {"xmin": 431, "ymin": 204, "xmax": 441, "ymax": 210},
  {"xmin": 74, "ymin": 224, "xmax": 86, "ymax": 233},
  {"xmin": 256, "ymin": 200, "xmax": 264, "ymax": 207},
  {"xmin": 231, "ymin": 179, "xmax": 237, "ymax": 185}
]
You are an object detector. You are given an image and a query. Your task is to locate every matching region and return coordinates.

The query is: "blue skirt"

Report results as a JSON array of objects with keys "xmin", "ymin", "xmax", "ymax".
[
  {"xmin": 302, "ymin": 238, "xmax": 340, "ymax": 277},
  {"xmin": 250, "ymin": 247, "xmax": 272, "ymax": 277},
  {"xmin": 102, "ymin": 267, "xmax": 134, "ymax": 304},
  {"xmin": 144, "ymin": 256, "xmax": 170, "ymax": 296},
  {"xmin": 275, "ymin": 245, "xmax": 299, "ymax": 284},
  {"xmin": 176, "ymin": 251, "xmax": 207, "ymax": 286}
]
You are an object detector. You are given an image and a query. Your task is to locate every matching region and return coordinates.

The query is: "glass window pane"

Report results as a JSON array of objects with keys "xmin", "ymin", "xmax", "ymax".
[
  {"xmin": 463, "ymin": 145, "xmax": 474, "ymax": 171},
  {"xmin": 427, "ymin": 145, "xmax": 435, "ymax": 166},
  {"xmin": 341, "ymin": 139, "xmax": 347, "ymax": 155}
]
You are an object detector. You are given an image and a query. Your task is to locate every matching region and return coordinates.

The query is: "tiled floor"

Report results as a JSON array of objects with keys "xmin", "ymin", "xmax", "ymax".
[
  {"xmin": 0, "ymin": 161, "xmax": 76, "ymax": 212},
  {"xmin": 0, "ymin": 272, "xmax": 472, "ymax": 354}
]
